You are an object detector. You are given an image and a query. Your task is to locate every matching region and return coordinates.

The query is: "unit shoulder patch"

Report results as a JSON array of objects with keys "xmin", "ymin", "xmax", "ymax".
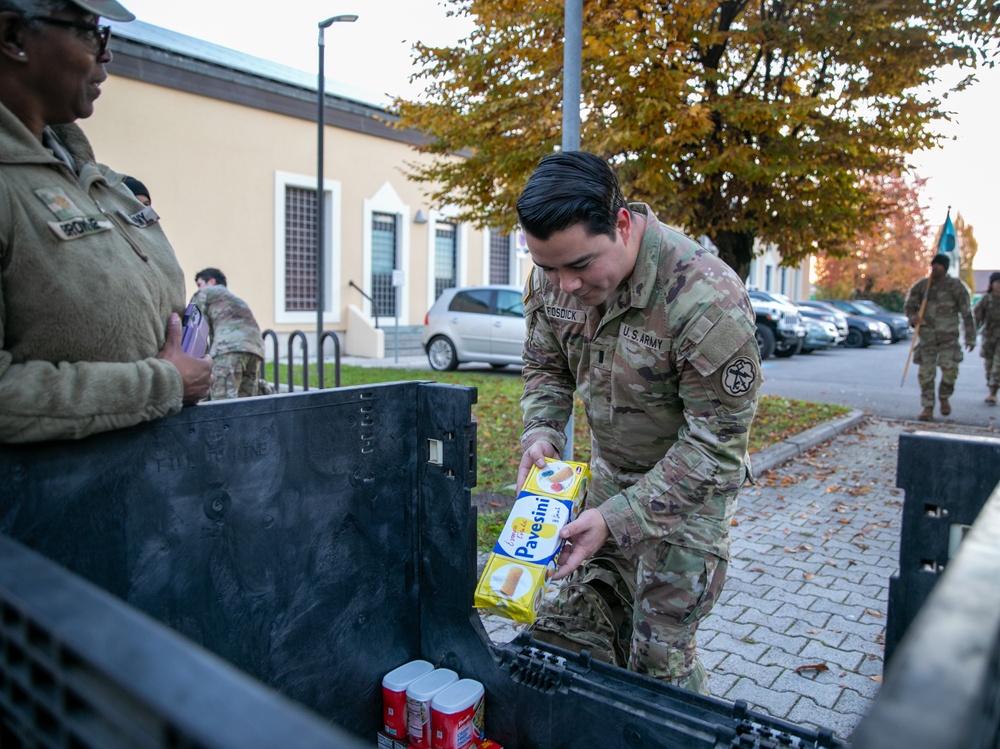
[{"xmin": 721, "ymin": 356, "xmax": 758, "ymax": 397}]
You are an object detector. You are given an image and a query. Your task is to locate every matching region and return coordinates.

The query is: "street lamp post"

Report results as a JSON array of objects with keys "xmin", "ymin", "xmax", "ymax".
[{"xmin": 316, "ymin": 13, "xmax": 357, "ymax": 374}]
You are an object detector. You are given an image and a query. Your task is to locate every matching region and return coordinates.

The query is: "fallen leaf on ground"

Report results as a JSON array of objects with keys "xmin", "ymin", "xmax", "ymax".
[
  {"xmin": 870, "ymin": 675, "xmax": 883, "ymax": 682},
  {"xmin": 750, "ymin": 567, "xmax": 767, "ymax": 573},
  {"xmin": 794, "ymin": 663, "xmax": 830, "ymax": 674},
  {"xmin": 803, "ymin": 573, "xmax": 815, "ymax": 580},
  {"xmin": 864, "ymin": 608, "xmax": 884, "ymax": 619}
]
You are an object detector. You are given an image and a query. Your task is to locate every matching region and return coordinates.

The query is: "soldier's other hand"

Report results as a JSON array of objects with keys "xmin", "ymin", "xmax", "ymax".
[
  {"xmin": 966, "ymin": 341, "xmax": 976, "ymax": 352},
  {"xmin": 158, "ymin": 313, "xmax": 214, "ymax": 406},
  {"xmin": 551, "ymin": 509, "xmax": 609, "ymax": 581},
  {"xmin": 516, "ymin": 441, "xmax": 559, "ymax": 492}
]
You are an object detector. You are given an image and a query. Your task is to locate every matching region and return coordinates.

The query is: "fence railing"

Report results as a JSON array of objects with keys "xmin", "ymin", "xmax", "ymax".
[{"xmin": 260, "ymin": 329, "xmax": 341, "ymax": 392}]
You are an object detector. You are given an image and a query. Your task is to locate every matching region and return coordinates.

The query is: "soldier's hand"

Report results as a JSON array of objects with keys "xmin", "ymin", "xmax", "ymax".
[
  {"xmin": 516, "ymin": 441, "xmax": 559, "ymax": 492},
  {"xmin": 909, "ymin": 316, "xmax": 924, "ymax": 327},
  {"xmin": 551, "ymin": 509, "xmax": 610, "ymax": 581},
  {"xmin": 966, "ymin": 341, "xmax": 976, "ymax": 352},
  {"xmin": 158, "ymin": 313, "xmax": 214, "ymax": 405}
]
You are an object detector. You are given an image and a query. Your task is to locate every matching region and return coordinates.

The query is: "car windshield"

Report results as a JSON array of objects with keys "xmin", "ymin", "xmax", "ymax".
[
  {"xmin": 832, "ymin": 301, "xmax": 864, "ymax": 314},
  {"xmin": 852, "ymin": 301, "xmax": 882, "ymax": 314}
]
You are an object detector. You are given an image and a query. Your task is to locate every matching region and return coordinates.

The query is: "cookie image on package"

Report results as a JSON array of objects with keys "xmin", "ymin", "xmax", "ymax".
[
  {"xmin": 499, "ymin": 566, "xmax": 523, "ymax": 597},
  {"xmin": 538, "ymin": 462, "xmax": 576, "ymax": 493}
]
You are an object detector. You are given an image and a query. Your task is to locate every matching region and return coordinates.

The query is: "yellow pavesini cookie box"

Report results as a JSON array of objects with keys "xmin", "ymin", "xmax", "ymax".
[{"xmin": 473, "ymin": 458, "xmax": 590, "ymax": 624}]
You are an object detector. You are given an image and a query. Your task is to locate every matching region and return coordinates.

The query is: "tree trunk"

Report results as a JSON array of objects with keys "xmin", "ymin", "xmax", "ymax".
[{"xmin": 712, "ymin": 230, "xmax": 756, "ymax": 284}]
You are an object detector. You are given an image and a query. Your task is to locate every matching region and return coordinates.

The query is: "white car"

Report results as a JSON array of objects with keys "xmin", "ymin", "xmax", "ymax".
[{"xmin": 422, "ymin": 285, "xmax": 525, "ymax": 371}]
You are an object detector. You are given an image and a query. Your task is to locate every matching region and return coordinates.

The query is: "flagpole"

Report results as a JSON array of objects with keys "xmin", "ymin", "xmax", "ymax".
[{"xmin": 901, "ymin": 269, "xmax": 933, "ymax": 387}]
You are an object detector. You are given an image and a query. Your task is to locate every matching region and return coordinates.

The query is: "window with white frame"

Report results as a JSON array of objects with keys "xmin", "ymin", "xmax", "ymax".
[
  {"xmin": 489, "ymin": 230, "xmax": 513, "ymax": 285},
  {"xmin": 371, "ymin": 212, "xmax": 399, "ymax": 318},
  {"xmin": 274, "ymin": 171, "xmax": 341, "ymax": 325},
  {"xmin": 435, "ymin": 222, "xmax": 457, "ymax": 300}
]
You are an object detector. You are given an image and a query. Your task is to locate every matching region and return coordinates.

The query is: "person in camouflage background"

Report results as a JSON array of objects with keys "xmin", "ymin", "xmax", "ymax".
[
  {"xmin": 514, "ymin": 152, "xmax": 761, "ymax": 695},
  {"xmin": 904, "ymin": 254, "xmax": 975, "ymax": 421},
  {"xmin": 190, "ymin": 268, "xmax": 265, "ymax": 399},
  {"xmin": 974, "ymin": 271, "xmax": 1000, "ymax": 405}
]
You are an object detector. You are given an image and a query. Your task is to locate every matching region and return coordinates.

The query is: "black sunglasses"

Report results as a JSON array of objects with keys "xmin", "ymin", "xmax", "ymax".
[{"xmin": 28, "ymin": 16, "xmax": 112, "ymax": 56}]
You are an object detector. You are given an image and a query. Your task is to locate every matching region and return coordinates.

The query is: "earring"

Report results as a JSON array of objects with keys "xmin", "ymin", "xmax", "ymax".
[{"xmin": 17, "ymin": 51, "xmax": 25, "ymax": 57}]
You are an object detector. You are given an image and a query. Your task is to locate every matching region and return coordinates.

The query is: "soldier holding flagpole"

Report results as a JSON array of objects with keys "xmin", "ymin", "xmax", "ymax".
[{"xmin": 904, "ymin": 246, "xmax": 975, "ymax": 421}]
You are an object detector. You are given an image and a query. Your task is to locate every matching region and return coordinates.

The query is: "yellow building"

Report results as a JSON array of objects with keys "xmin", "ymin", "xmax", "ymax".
[{"xmin": 84, "ymin": 21, "xmax": 527, "ymax": 360}]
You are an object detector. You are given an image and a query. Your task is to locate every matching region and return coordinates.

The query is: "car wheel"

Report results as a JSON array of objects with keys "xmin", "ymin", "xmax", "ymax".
[
  {"xmin": 845, "ymin": 328, "xmax": 864, "ymax": 348},
  {"xmin": 427, "ymin": 336, "xmax": 459, "ymax": 371},
  {"xmin": 774, "ymin": 338, "xmax": 802, "ymax": 358},
  {"xmin": 490, "ymin": 363, "xmax": 507, "ymax": 370},
  {"xmin": 755, "ymin": 323, "xmax": 776, "ymax": 360}
]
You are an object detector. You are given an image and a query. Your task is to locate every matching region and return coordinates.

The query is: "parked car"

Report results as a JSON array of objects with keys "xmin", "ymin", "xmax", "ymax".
[
  {"xmin": 798, "ymin": 300, "xmax": 891, "ymax": 348},
  {"xmin": 817, "ymin": 299, "xmax": 912, "ymax": 343},
  {"xmin": 794, "ymin": 302, "xmax": 848, "ymax": 343},
  {"xmin": 796, "ymin": 305, "xmax": 846, "ymax": 351},
  {"xmin": 800, "ymin": 317, "xmax": 839, "ymax": 353},
  {"xmin": 422, "ymin": 285, "xmax": 525, "ymax": 371},
  {"xmin": 747, "ymin": 290, "xmax": 808, "ymax": 360}
]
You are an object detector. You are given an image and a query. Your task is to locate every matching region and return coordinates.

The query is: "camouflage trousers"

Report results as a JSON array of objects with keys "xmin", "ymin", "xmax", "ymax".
[
  {"xmin": 915, "ymin": 342, "xmax": 963, "ymax": 408},
  {"xmin": 527, "ymin": 540, "xmax": 726, "ymax": 695},
  {"xmin": 209, "ymin": 352, "xmax": 262, "ymax": 400},
  {"xmin": 983, "ymin": 337, "xmax": 1000, "ymax": 388}
]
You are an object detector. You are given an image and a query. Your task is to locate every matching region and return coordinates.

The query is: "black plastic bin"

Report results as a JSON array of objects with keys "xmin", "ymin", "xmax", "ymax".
[{"xmin": 1, "ymin": 383, "xmax": 843, "ymax": 749}]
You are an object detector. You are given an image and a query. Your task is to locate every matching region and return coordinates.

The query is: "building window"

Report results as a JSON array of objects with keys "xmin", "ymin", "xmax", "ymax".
[
  {"xmin": 284, "ymin": 186, "xmax": 318, "ymax": 312},
  {"xmin": 435, "ymin": 222, "xmax": 457, "ymax": 300},
  {"xmin": 780, "ymin": 266, "xmax": 788, "ymax": 295},
  {"xmin": 489, "ymin": 230, "xmax": 512, "ymax": 285},
  {"xmin": 274, "ymin": 171, "xmax": 341, "ymax": 326},
  {"xmin": 765, "ymin": 265, "xmax": 773, "ymax": 291},
  {"xmin": 371, "ymin": 212, "xmax": 398, "ymax": 318}
]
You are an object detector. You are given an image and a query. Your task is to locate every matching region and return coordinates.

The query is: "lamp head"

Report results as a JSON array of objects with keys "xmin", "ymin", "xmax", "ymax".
[{"xmin": 319, "ymin": 14, "xmax": 358, "ymax": 28}]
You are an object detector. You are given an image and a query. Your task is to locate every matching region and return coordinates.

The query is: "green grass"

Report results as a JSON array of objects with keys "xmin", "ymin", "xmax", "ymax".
[{"xmin": 271, "ymin": 363, "xmax": 850, "ymax": 551}]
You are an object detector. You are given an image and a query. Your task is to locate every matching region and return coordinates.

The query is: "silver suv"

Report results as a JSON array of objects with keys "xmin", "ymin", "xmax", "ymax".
[
  {"xmin": 748, "ymin": 290, "xmax": 808, "ymax": 360},
  {"xmin": 422, "ymin": 285, "xmax": 525, "ymax": 371}
]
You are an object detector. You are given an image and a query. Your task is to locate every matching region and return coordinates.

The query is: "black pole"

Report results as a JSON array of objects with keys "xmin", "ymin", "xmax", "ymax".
[
  {"xmin": 316, "ymin": 14, "xmax": 357, "ymax": 385},
  {"xmin": 316, "ymin": 25, "xmax": 326, "ymax": 362}
]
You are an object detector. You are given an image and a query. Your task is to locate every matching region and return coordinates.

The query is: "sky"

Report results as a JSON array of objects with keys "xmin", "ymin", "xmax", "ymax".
[{"xmin": 117, "ymin": 0, "xmax": 1000, "ymax": 270}]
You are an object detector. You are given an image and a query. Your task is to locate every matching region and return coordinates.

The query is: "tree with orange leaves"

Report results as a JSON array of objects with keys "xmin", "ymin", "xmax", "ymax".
[{"xmin": 813, "ymin": 173, "xmax": 930, "ymax": 305}]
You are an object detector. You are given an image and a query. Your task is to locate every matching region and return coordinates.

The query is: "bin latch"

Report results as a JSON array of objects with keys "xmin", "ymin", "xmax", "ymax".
[{"xmin": 499, "ymin": 643, "xmax": 570, "ymax": 694}]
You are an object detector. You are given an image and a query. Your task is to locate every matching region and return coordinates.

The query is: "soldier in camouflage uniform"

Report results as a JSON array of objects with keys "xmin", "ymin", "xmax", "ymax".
[
  {"xmin": 190, "ymin": 268, "xmax": 265, "ymax": 399},
  {"xmin": 515, "ymin": 152, "xmax": 761, "ymax": 695},
  {"xmin": 973, "ymin": 271, "xmax": 1000, "ymax": 405},
  {"xmin": 904, "ymin": 254, "xmax": 975, "ymax": 421}
]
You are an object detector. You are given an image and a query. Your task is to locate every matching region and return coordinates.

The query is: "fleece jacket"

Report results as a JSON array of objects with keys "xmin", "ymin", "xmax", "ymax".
[{"xmin": 0, "ymin": 101, "xmax": 186, "ymax": 443}]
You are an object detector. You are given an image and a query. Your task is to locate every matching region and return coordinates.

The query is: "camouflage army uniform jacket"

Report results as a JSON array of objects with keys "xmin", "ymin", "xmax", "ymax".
[
  {"xmin": 521, "ymin": 204, "xmax": 761, "ymax": 563},
  {"xmin": 974, "ymin": 293, "xmax": 1000, "ymax": 347},
  {"xmin": 904, "ymin": 275, "xmax": 975, "ymax": 356},
  {"xmin": 188, "ymin": 285, "xmax": 265, "ymax": 359}
]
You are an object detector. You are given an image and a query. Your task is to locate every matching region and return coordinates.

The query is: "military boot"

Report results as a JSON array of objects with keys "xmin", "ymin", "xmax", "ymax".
[
  {"xmin": 918, "ymin": 406, "xmax": 933, "ymax": 421},
  {"xmin": 939, "ymin": 397, "xmax": 951, "ymax": 416},
  {"xmin": 987, "ymin": 387, "xmax": 998, "ymax": 406}
]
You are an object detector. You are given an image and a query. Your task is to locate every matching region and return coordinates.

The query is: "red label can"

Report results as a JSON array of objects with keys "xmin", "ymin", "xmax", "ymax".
[
  {"xmin": 430, "ymin": 679, "xmax": 485, "ymax": 749},
  {"xmin": 381, "ymin": 660, "xmax": 434, "ymax": 738}
]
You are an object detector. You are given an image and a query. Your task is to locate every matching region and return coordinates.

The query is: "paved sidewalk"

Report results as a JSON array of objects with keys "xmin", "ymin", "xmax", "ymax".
[{"xmin": 478, "ymin": 414, "xmax": 1000, "ymax": 743}]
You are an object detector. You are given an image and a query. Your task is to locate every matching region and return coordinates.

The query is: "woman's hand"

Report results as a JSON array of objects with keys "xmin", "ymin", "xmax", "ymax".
[{"xmin": 158, "ymin": 313, "xmax": 213, "ymax": 405}]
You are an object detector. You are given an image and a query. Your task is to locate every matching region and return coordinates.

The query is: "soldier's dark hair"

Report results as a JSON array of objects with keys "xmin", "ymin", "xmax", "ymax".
[
  {"xmin": 195, "ymin": 268, "xmax": 227, "ymax": 287},
  {"xmin": 516, "ymin": 151, "xmax": 627, "ymax": 241},
  {"xmin": 931, "ymin": 253, "xmax": 950, "ymax": 271},
  {"xmin": 990, "ymin": 271, "xmax": 1000, "ymax": 287}
]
